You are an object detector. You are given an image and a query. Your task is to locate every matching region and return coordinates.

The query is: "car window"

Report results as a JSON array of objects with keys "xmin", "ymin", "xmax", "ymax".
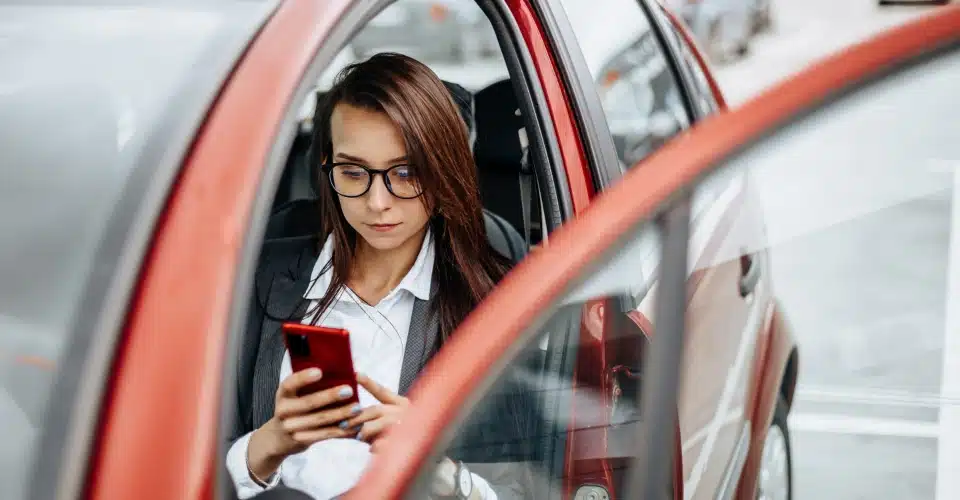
[
  {"xmin": 558, "ymin": 0, "xmax": 690, "ymax": 169},
  {"xmin": 0, "ymin": 5, "xmax": 253, "ymax": 498},
  {"xmin": 687, "ymin": 48, "xmax": 960, "ymax": 499},
  {"xmin": 405, "ymin": 224, "xmax": 665, "ymax": 499},
  {"xmin": 301, "ymin": 0, "xmax": 508, "ymax": 123}
]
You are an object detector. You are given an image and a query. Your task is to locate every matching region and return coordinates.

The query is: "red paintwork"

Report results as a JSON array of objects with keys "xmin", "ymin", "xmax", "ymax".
[
  {"xmin": 87, "ymin": 1, "xmax": 351, "ymax": 499},
  {"xmin": 736, "ymin": 304, "xmax": 792, "ymax": 500},
  {"xmin": 74, "ymin": 1, "xmax": 960, "ymax": 500},
  {"xmin": 505, "ymin": 0, "xmax": 594, "ymax": 214},
  {"xmin": 566, "ymin": 300, "xmax": 616, "ymax": 497}
]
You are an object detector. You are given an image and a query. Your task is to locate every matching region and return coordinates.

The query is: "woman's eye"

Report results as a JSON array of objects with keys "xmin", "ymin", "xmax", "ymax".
[
  {"xmin": 394, "ymin": 167, "xmax": 416, "ymax": 179},
  {"xmin": 342, "ymin": 169, "xmax": 365, "ymax": 179}
]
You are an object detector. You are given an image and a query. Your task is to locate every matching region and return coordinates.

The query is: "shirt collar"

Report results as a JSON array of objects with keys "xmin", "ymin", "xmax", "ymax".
[{"xmin": 305, "ymin": 228, "xmax": 435, "ymax": 302}]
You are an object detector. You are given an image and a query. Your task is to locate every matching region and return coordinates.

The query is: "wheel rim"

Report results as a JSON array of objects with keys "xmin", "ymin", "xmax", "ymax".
[{"xmin": 757, "ymin": 425, "xmax": 789, "ymax": 500}]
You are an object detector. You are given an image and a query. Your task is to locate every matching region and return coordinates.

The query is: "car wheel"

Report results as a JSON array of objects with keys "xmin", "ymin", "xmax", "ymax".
[{"xmin": 756, "ymin": 397, "xmax": 793, "ymax": 500}]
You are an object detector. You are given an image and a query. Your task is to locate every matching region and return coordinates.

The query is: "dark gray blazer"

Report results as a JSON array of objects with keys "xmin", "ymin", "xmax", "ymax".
[
  {"xmin": 229, "ymin": 235, "xmax": 540, "ymax": 498},
  {"xmin": 231, "ymin": 235, "xmax": 439, "ymax": 438}
]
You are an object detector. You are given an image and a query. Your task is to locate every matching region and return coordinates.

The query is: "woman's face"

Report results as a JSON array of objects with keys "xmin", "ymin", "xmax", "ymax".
[{"xmin": 329, "ymin": 102, "xmax": 431, "ymax": 252}]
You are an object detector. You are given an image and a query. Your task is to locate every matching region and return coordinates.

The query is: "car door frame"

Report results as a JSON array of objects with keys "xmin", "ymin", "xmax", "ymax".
[
  {"xmin": 347, "ymin": 6, "xmax": 960, "ymax": 500},
  {"xmin": 81, "ymin": 1, "xmax": 359, "ymax": 498}
]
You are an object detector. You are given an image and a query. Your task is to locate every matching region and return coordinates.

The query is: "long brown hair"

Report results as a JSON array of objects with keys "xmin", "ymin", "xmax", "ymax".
[{"xmin": 309, "ymin": 52, "xmax": 510, "ymax": 341}]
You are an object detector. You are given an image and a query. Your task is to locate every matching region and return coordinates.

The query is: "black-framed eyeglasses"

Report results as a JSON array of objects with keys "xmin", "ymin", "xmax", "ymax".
[{"xmin": 322, "ymin": 162, "xmax": 423, "ymax": 199}]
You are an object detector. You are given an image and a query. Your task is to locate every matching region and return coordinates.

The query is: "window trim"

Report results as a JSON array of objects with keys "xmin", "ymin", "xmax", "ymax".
[
  {"xmin": 634, "ymin": 0, "xmax": 700, "ymax": 124},
  {"xmin": 648, "ymin": 1, "xmax": 719, "ymax": 118},
  {"xmin": 529, "ymin": 0, "xmax": 624, "ymax": 190}
]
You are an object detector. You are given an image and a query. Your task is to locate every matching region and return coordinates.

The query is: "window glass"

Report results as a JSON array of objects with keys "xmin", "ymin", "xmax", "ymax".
[
  {"xmin": 558, "ymin": 0, "xmax": 690, "ymax": 169},
  {"xmin": 0, "ymin": 5, "xmax": 250, "ymax": 498},
  {"xmin": 407, "ymin": 223, "xmax": 664, "ymax": 499},
  {"xmin": 310, "ymin": 0, "xmax": 507, "ymax": 102},
  {"xmin": 687, "ymin": 48, "xmax": 960, "ymax": 499}
]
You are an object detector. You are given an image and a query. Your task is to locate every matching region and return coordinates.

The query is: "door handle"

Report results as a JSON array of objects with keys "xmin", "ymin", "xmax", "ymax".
[{"xmin": 738, "ymin": 252, "xmax": 761, "ymax": 297}]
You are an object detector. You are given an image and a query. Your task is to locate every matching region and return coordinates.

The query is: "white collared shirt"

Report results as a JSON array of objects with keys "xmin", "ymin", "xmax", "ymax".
[{"xmin": 226, "ymin": 230, "xmax": 496, "ymax": 499}]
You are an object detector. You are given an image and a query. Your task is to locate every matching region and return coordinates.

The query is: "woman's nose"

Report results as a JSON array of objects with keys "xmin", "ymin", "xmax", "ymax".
[{"xmin": 365, "ymin": 175, "xmax": 393, "ymax": 210}]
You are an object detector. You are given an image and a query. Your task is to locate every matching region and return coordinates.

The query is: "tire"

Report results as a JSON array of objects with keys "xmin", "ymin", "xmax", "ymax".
[{"xmin": 756, "ymin": 396, "xmax": 793, "ymax": 500}]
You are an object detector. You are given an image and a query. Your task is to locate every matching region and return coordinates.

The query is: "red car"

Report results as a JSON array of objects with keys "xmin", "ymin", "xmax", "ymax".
[{"xmin": 7, "ymin": 0, "xmax": 956, "ymax": 499}]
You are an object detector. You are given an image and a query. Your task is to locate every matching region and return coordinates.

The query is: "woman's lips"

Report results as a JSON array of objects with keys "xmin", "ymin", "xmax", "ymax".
[{"xmin": 367, "ymin": 223, "xmax": 400, "ymax": 233}]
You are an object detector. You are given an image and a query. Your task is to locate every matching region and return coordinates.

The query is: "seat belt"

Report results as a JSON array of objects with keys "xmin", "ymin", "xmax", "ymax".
[{"xmin": 518, "ymin": 123, "xmax": 533, "ymax": 248}]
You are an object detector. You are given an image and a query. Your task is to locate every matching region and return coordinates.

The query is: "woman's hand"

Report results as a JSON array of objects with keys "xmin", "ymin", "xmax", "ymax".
[
  {"xmin": 247, "ymin": 368, "xmax": 361, "ymax": 481},
  {"xmin": 343, "ymin": 373, "xmax": 410, "ymax": 445}
]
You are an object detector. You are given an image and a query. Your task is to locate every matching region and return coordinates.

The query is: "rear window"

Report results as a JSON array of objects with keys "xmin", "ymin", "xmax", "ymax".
[{"xmin": 0, "ymin": 4, "xmax": 258, "ymax": 496}]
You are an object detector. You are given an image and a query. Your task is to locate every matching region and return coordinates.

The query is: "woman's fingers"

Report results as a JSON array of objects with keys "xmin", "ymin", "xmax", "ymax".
[
  {"xmin": 278, "ymin": 368, "xmax": 323, "ymax": 398},
  {"xmin": 276, "ymin": 383, "xmax": 355, "ymax": 419},
  {"xmin": 357, "ymin": 417, "xmax": 388, "ymax": 442},
  {"xmin": 281, "ymin": 401, "xmax": 362, "ymax": 433},
  {"xmin": 290, "ymin": 426, "xmax": 355, "ymax": 445},
  {"xmin": 357, "ymin": 373, "xmax": 405, "ymax": 405},
  {"xmin": 341, "ymin": 404, "xmax": 384, "ymax": 429},
  {"xmin": 355, "ymin": 405, "xmax": 404, "ymax": 442}
]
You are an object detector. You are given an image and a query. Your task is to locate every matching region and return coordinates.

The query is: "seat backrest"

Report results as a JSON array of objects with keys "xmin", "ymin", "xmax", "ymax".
[{"xmin": 473, "ymin": 79, "xmax": 528, "ymax": 238}]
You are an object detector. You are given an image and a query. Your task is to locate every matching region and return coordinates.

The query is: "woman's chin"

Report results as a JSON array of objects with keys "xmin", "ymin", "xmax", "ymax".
[{"xmin": 358, "ymin": 229, "xmax": 410, "ymax": 252}]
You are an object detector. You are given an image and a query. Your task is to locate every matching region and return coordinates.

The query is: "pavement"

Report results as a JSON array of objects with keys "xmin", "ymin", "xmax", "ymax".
[{"xmin": 710, "ymin": 1, "xmax": 956, "ymax": 498}]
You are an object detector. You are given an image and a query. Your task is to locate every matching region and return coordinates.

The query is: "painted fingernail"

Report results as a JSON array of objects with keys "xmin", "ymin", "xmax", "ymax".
[
  {"xmin": 307, "ymin": 368, "xmax": 322, "ymax": 379},
  {"xmin": 339, "ymin": 420, "xmax": 349, "ymax": 429},
  {"xmin": 353, "ymin": 425, "xmax": 363, "ymax": 432},
  {"xmin": 351, "ymin": 405, "xmax": 362, "ymax": 415},
  {"xmin": 339, "ymin": 386, "xmax": 353, "ymax": 399}
]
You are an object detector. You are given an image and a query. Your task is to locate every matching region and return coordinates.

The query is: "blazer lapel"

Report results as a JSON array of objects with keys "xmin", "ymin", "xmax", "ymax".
[
  {"xmin": 398, "ymin": 282, "xmax": 440, "ymax": 396},
  {"xmin": 251, "ymin": 249, "xmax": 317, "ymax": 429}
]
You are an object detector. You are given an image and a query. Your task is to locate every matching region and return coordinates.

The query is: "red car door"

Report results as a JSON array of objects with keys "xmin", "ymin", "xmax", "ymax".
[{"xmin": 347, "ymin": 6, "xmax": 960, "ymax": 500}]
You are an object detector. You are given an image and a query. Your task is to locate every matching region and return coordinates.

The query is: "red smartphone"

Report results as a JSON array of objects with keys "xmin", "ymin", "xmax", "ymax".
[{"xmin": 281, "ymin": 322, "xmax": 360, "ymax": 405}]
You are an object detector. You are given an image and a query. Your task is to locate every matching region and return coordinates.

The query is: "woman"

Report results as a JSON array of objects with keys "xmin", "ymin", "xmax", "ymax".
[{"xmin": 226, "ymin": 53, "xmax": 518, "ymax": 499}]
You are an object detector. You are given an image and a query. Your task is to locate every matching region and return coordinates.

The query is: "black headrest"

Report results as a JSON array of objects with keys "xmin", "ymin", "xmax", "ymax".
[
  {"xmin": 441, "ymin": 80, "xmax": 476, "ymax": 146},
  {"xmin": 474, "ymin": 79, "xmax": 524, "ymax": 172}
]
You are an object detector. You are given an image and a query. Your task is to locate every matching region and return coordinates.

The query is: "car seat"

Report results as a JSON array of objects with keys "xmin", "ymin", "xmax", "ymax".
[{"xmin": 472, "ymin": 79, "xmax": 538, "ymax": 246}]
